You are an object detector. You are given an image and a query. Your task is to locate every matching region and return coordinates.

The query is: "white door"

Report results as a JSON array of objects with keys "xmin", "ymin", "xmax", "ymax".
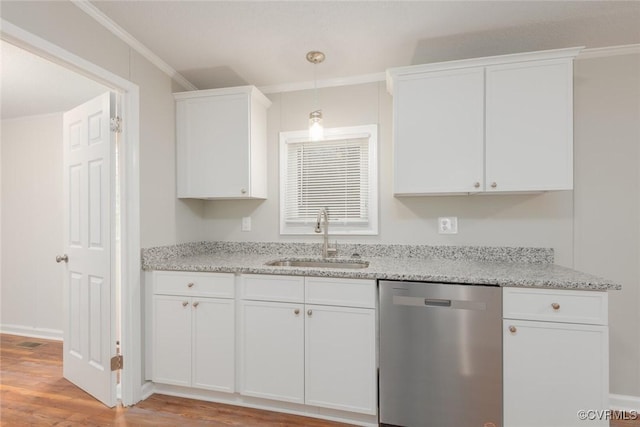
[{"xmin": 61, "ymin": 92, "xmax": 117, "ymax": 407}]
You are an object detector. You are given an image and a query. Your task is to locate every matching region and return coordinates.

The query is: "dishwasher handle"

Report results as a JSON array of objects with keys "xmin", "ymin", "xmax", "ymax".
[
  {"xmin": 391, "ymin": 295, "xmax": 488, "ymax": 311},
  {"xmin": 424, "ymin": 298, "xmax": 451, "ymax": 307}
]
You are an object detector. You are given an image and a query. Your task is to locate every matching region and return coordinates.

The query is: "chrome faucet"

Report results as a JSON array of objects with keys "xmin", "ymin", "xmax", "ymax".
[{"xmin": 315, "ymin": 208, "xmax": 337, "ymax": 258}]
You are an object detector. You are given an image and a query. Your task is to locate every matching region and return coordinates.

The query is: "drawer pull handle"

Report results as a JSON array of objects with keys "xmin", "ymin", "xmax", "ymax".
[
  {"xmin": 307, "ymin": 309, "xmax": 313, "ymax": 316},
  {"xmin": 193, "ymin": 302, "xmax": 200, "ymax": 308},
  {"xmin": 508, "ymin": 325, "xmax": 517, "ymax": 333},
  {"xmin": 294, "ymin": 309, "xmax": 300, "ymax": 315},
  {"xmin": 182, "ymin": 301, "xmax": 189, "ymax": 307},
  {"xmin": 551, "ymin": 303, "xmax": 560, "ymax": 310},
  {"xmin": 187, "ymin": 282, "xmax": 194, "ymax": 288}
]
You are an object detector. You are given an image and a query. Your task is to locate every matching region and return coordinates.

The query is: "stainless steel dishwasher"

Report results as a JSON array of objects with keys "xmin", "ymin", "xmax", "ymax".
[{"xmin": 379, "ymin": 280, "xmax": 502, "ymax": 427}]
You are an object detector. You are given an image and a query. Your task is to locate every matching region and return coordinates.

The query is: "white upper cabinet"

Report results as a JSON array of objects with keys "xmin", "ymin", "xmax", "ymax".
[
  {"xmin": 175, "ymin": 86, "xmax": 271, "ymax": 199},
  {"xmin": 485, "ymin": 59, "xmax": 574, "ymax": 192},
  {"xmin": 393, "ymin": 67, "xmax": 485, "ymax": 194},
  {"xmin": 387, "ymin": 47, "xmax": 582, "ymax": 195}
]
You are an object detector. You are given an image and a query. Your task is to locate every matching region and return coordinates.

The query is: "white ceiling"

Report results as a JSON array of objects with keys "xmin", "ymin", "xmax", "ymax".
[
  {"xmin": 1, "ymin": 41, "xmax": 108, "ymax": 120},
  {"xmin": 91, "ymin": 0, "xmax": 640, "ymax": 90},
  {"xmin": 2, "ymin": 1, "xmax": 639, "ymax": 120}
]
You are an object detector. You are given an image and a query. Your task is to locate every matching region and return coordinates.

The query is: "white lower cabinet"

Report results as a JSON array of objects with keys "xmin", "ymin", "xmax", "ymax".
[
  {"xmin": 304, "ymin": 304, "xmax": 377, "ymax": 414},
  {"xmin": 152, "ymin": 272, "xmax": 235, "ymax": 393},
  {"xmin": 239, "ymin": 274, "xmax": 377, "ymax": 415},
  {"xmin": 503, "ymin": 288, "xmax": 609, "ymax": 427},
  {"xmin": 239, "ymin": 300, "xmax": 305, "ymax": 403}
]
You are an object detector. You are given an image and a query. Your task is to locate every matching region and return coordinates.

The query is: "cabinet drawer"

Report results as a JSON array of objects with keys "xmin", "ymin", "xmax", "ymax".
[
  {"xmin": 503, "ymin": 287, "xmax": 608, "ymax": 325},
  {"xmin": 305, "ymin": 277, "xmax": 376, "ymax": 308},
  {"xmin": 241, "ymin": 274, "xmax": 304, "ymax": 303},
  {"xmin": 154, "ymin": 271, "xmax": 235, "ymax": 298}
]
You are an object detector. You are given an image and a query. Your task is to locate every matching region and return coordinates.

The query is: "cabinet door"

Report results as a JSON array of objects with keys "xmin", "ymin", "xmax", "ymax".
[
  {"xmin": 503, "ymin": 320, "xmax": 609, "ymax": 427},
  {"xmin": 393, "ymin": 67, "xmax": 484, "ymax": 194},
  {"xmin": 153, "ymin": 295, "xmax": 191, "ymax": 387},
  {"xmin": 176, "ymin": 93, "xmax": 250, "ymax": 198},
  {"xmin": 192, "ymin": 298, "xmax": 235, "ymax": 392},
  {"xmin": 305, "ymin": 305, "xmax": 377, "ymax": 415},
  {"xmin": 486, "ymin": 59, "xmax": 573, "ymax": 192},
  {"xmin": 239, "ymin": 300, "xmax": 304, "ymax": 404}
]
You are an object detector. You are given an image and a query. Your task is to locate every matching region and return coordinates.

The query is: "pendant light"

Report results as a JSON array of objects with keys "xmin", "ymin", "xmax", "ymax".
[{"xmin": 306, "ymin": 51, "xmax": 325, "ymax": 141}]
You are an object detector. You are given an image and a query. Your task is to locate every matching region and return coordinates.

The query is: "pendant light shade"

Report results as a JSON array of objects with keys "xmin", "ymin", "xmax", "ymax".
[
  {"xmin": 309, "ymin": 110, "xmax": 323, "ymax": 141},
  {"xmin": 307, "ymin": 51, "xmax": 325, "ymax": 141}
]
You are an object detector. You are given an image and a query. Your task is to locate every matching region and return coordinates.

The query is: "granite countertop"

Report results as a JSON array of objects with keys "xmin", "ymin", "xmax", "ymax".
[{"xmin": 141, "ymin": 242, "xmax": 620, "ymax": 291}]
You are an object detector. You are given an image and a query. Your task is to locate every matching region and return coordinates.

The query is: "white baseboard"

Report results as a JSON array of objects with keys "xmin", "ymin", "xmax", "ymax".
[
  {"xmin": 0, "ymin": 324, "xmax": 63, "ymax": 341},
  {"xmin": 150, "ymin": 383, "xmax": 378, "ymax": 427},
  {"xmin": 141, "ymin": 381, "xmax": 155, "ymax": 401},
  {"xmin": 610, "ymin": 393, "xmax": 640, "ymax": 412}
]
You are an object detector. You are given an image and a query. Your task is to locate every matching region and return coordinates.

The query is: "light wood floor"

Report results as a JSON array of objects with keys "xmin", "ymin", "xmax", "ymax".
[
  {"xmin": 0, "ymin": 334, "xmax": 347, "ymax": 426},
  {"xmin": 1, "ymin": 333, "xmax": 638, "ymax": 426}
]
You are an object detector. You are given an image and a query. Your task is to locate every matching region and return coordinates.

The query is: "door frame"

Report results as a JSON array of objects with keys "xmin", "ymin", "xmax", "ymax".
[{"xmin": 1, "ymin": 20, "xmax": 142, "ymax": 406}]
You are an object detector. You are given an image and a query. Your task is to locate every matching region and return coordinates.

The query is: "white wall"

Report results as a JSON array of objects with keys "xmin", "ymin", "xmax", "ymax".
[
  {"xmin": 573, "ymin": 52, "xmax": 640, "ymax": 399},
  {"xmin": 1, "ymin": 114, "xmax": 65, "ymax": 338},
  {"xmin": 0, "ymin": 0, "xmax": 203, "ymax": 248},
  {"xmin": 0, "ymin": 1, "xmax": 203, "ymax": 341},
  {"xmin": 201, "ymin": 54, "xmax": 640, "ymax": 399},
  {"xmin": 201, "ymin": 82, "xmax": 575, "ymax": 266}
]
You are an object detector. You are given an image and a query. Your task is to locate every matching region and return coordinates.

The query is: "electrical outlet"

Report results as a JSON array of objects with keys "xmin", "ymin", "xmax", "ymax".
[
  {"xmin": 438, "ymin": 217, "xmax": 458, "ymax": 234},
  {"xmin": 241, "ymin": 216, "xmax": 251, "ymax": 232}
]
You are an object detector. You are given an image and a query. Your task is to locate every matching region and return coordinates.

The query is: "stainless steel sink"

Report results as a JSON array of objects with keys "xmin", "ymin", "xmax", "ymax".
[{"xmin": 265, "ymin": 259, "xmax": 369, "ymax": 269}]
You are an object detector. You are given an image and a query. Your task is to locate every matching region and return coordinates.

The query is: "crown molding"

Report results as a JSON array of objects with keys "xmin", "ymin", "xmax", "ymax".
[
  {"xmin": 71, "ymin": 0, "xmax": 198, "ymax": 91},
  {"xmin": 577, "ymin": 44, "xmax": 640, "ymax": 60}
]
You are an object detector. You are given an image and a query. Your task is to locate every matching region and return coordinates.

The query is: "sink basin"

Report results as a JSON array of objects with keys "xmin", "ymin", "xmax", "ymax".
[{"xmin": 265, "ymin": 259, "xmax": 369, "ymax": 269}]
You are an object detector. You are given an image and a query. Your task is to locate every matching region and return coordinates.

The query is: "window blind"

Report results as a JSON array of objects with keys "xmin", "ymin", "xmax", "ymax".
[{"xmin": 284, "ymin": 137, "xmax": 369, "ymax": 225}]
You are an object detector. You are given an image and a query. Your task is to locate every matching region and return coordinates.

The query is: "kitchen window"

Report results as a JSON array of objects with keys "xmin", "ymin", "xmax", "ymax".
[{"xmin": 279, "ymin": 124, "xmax": 378, "ymax": 235}]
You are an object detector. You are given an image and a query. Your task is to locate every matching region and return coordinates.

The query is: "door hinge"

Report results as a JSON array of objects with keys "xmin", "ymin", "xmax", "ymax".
[
  {"xmin": 110, "ymin": 116, "xmax": 122, "ymax": 133},
  {"xmin": 110, "ymin": 354, "xmax": 123, "ymax": 371}
]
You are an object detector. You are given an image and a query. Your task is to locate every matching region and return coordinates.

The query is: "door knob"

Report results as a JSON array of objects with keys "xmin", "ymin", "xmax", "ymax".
[{"xmin": 56, "ymin": 254, "xmax": 69, "ymax": 263}]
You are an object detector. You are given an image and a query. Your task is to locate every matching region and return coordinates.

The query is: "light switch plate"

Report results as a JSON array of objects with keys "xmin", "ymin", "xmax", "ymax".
[
  {"xmin": 438, "ymin": 217, "xmax": 458, "ymax": 234},
  {"xmin": 241, "ymin": 216, "xmax": 251, "ymax": 232}
]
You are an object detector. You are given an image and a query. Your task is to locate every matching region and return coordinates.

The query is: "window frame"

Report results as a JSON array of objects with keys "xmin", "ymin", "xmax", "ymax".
[{"xmin": 279, "ymin": 124, "xmax": 379, "ymax": 236}]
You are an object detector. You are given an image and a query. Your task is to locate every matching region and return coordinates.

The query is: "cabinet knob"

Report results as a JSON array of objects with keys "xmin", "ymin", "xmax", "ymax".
[
  {"xmin": 193, "ymin": 301, "xmax": 199, "ymax": 308},
  {"xmin": 182, "ymin": 301, "xmax": 189, "ymax": 307},
  {"xmin": 307, "ymin": 309, "xmax": 313, "ymax": 316},
  {"xmin": 294, "ymin": 309, "xmax": 300, "ymax": 315},
  {"xmin": 474, "ymin": 182, "xmax": 480, "ymax": 188},
  {"xmin": 491, "ymin": 182, "xmax": 497, "ymax": 188},
  {"xmin": 240, "ymin": 188, "xmax": 247, "ymax": 194},
  {"xmin": 551, "ymin": 302, "xmax": 560, "ymax": 310},
  {"xmin": 508, "ymin": 325, "xmax": 517, "ymax": 333},
  {"xmin": 187, "ymin": 282, "xmax": 194, "ymax": 288}
]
